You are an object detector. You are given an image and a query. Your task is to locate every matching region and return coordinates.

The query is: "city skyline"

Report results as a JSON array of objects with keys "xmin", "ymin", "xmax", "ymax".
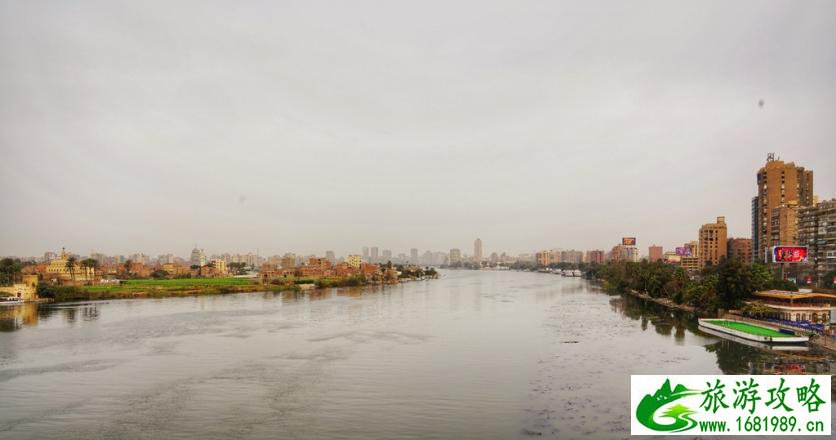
[{"xmin": 1, "ymin": 1, "xmax": 835, "ymax": 256}]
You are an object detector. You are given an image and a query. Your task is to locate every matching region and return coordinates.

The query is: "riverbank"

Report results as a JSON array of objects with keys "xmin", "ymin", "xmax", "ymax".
[
  {"xmin": 37, "ymin": 275, "xmax": 435, "ymax": 303},
  {"xmin": 624, "ymin": 288, "xmax": 698, "ymax": 313}
]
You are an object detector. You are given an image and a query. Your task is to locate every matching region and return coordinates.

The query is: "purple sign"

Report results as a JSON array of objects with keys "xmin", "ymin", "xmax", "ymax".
[{"xmin": 675, "ymin": 247, "xmax": 692, "ymax": 257}]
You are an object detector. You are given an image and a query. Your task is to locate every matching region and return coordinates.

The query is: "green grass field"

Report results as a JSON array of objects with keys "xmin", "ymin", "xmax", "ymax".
[
  {"xmin": 703, "ymin": 320, "xmax": 792, "ymax": 338},
  {"xmin": 84, "ymin": 277, "xmax": 257, "ymax": 292}
]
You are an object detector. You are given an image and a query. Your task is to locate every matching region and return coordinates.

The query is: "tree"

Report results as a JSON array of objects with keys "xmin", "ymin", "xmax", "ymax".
[
  {"xmin": 80, "ymin": 258, "xmax": 99, "ymax": 278},
  {"xmin": 0, "ymin": 258, "xmax": 23, "ymax": 285},
  {"xmin": 716, "ymin": 257, "xmax": 754, "ymax": 309},
  {"xmin": 123, "ymin": 259, "xmax": 133, "ymax": 277},
  {"xmin": 65, "ymin": 256, "xmax": 78, "ymax": 281}
]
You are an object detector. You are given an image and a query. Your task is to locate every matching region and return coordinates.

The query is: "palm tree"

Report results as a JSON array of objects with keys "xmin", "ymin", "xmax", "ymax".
[
  {"xmin": 65, "ymin": 256, "xmax": 77, "ymax": 282},
  {"xmin": 81, "ymin": 258, "xmax": 99, "ymax": 281}
]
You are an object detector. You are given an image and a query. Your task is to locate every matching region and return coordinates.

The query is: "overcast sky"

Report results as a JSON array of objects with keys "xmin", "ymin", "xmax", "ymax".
[{"xmin": 1, "ymin": 0, "xmax": 834, "ymax": 258}]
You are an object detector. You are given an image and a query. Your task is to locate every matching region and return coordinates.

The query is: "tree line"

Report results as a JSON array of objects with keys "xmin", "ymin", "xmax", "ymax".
[{"xmin": 584, "ymin": 258, "xmax": 798, "ymax": 312}]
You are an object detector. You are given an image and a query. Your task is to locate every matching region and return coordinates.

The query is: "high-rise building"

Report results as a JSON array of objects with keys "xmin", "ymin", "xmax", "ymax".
[
  {"xmin": 560, "ymin": 250, "xmax": 583, "ymax": 265},
  {"xmin": 727, "ymin": 238, "xmax": 752, "ymax": 262},
  {"xmin": 769, "ymin": 201, "xmax": 800, "ymax": 249},
  {"xmin": 798, "ymin": 199, "xmax": 835, "ymax": 286},
  {"xmin": 535, "ymin": 250, "xmax": 552, "ymax": 267},
  {"xmin": 370, "ymin": 247, "xmax": 379, "ymax": 263},
  {"xmin": 382, "ymin": 249, "xmax": 392, "ymax": 262},
  {"xmin": 586, "ymin": 250, "xmax": 605, "ymax": 264},
  {"xmin": 190, "ymin": 245, "xmax": 206, "ymax": 267},
  {"xmin": 698, "ymin": 216, "xmax": 727, "ymax": 267},
  {"xmin": 362, "ymin": 247, "xmax": 370, "ymax": 261},
  {"xmin": 410, "ymin": 248, "xmax": 418, "ymax": 263},
  {"xmin": 751, "ymin": 196, "xmax": 759, "ymax": 263},
  {"xmin": 648, "ymin": 245, "xmax": 663, "ymax": 262},
  {"xmin": 754, "ymin": 156, "xmax": 813, "ymax": 262},
  {"xmin": 473, "ymin": 238, "xmax": 483, "ymax": 264},
  {"xmin": 325, "ymin": 250, "xmax": 336, "ymax": 264},
  {"xmin": 449, "ymin": 248, "xmax": 462, "ymax": 265}
]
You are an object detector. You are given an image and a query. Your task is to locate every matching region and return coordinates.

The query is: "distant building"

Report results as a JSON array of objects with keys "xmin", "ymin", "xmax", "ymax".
[
  {"xmin": 346, "ymin": 255, "xmax": 362, "ymax": 269},
  {"xmin": 586, "ymin": 250, "xmax": 605, "ymax": 264},
  {"xmin": 449, "ymin": 248, "xmax": 462, "ymax": 265},
  {"xmin": 648, "ymin": 245, "xmax": 663, "ymax": 262},
  {"xmin": 473, "ymin": 238, "xmax": 483, "ymax": 264},
  {"xmin": 281, "ymin": 254, "xmax": 297, "ymax": 269},
  {"xmin": 727, "ymin": 238, "xmax": 752, "ymax": 263},
  {"xmin": 698, "ymin": 216, "xmax": 727, "ymax": 268},
  {"xmin": 370, "ymin": 247, "xmax": 379, "ymax": 263},
  {"xmin": 45, "ymin": 248, "xmax": 96, "ymax": 283},
  {"xmin": 754, "ymin": 157, "xmax": 814, "ymax": 262},
  {"xmin": 680, "ymin": 256, "xmax": 701, "ymax": 273},
  {"xmin": 325, "ymin": 251, "xmax": 336, "ymax": 264},
  {"xmin": 560, "ymin": 250, "xmax": 583, "ymax": 265},
  {"xmin": 190, "ymin": 245, "xmax": 206, "ymax": 267},
  {"xmin": 210, "ymin": 259, "xmax": 227, "ymax": 275},
  {"xmin": 410, "ymin": 248, "xmax": 418, "ymax": 263},
  {"xmin": 382, "ymin": 249, "xmax": 392, "ymax": 262},
  {"xmin": 535, "ymin": 250, "xmax": 552, "ymax": 267}
]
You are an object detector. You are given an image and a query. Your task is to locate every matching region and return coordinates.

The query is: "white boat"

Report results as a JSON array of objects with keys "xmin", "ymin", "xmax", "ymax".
[{"xmin": 0, "ymin": 296, "xmax": 24, "ymax": 306}]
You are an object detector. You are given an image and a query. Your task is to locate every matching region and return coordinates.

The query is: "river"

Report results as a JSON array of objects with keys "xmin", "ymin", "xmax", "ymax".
[{"xmin": 0, "ymin": 270, "xmax": 833, "ymax": 439}]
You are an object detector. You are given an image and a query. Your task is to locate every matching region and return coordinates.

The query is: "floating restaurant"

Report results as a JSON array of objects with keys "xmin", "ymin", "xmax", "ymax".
[{"xmin": 750, "ymin": 290, "xmax": 835, "ymax": 324}]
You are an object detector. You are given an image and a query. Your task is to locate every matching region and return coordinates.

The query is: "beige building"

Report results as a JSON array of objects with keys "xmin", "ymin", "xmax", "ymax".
[
  {"xmin": 535, "ymin": 250, "xmax": 552, "ymax": 267},
  {"xmin": 345, "ymin": 254, "xmax": 362, "ymax": 269},
  {"xmin": 698, "ymin": 216, "xmax": 727, "ymax": 267},
  {"xmin": 210, "ymin": 259, "xmax": 227, "ymax": 275},
  {"xmin": 753, "ymin": 157, "xmax": 813, "ymax": 262},
  {"xmin": 727, "ymin": 237, "xmax": 753, "ymax": 263},
  {"xmin": 0, "ymin": 274, "xmax": 39, "ymax": 301},
  {"xmin": 45, "ymin": 249, "xmax": 96, "ymax": 282}
]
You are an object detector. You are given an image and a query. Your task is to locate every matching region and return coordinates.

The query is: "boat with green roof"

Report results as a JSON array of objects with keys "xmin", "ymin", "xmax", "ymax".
[{"xmin": 698, "ymin": 319, "xmax": 808, "ymax": 344}]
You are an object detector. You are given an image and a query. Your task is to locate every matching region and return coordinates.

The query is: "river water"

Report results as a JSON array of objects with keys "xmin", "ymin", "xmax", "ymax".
[{"xmin": 0, "ymin": 270, "xmax": 833, "ymax": 439}]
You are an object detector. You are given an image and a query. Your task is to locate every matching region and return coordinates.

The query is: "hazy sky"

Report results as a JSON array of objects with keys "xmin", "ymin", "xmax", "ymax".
[{"xmin": 1, "ymin": 0, "xmax": 834, "ymax": 258}]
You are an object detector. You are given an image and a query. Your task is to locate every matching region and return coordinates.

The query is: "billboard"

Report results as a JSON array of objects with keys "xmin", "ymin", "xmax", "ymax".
[
  {"xmin": 771, "ymin": 246, "xmax": 808, "ymax": 263},
  {"xmin": 622, "ymin": 237, "xmax": 636, "ymax": 246},
  {"xmin": 675, "ymin": 247, "xmax": 692, "ymax": 257}
]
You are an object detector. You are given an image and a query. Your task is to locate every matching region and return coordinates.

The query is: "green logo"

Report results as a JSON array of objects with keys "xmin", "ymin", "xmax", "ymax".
[{"xmin": 636, "ymin": 379, "xmax": 702, "ymax": 432}]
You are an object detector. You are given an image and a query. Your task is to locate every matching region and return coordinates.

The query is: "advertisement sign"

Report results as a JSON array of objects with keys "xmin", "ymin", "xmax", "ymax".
[
  {"xmin": 631, "ymin": 375, "xmax": 830, "ymax": 436},
  {"xmin": 623, "ymin": 237, "xmax": 637, "ymax": 246},
  {"xmin": 675, "ymin": 247, "xmax": 692, "ymax": 257},
  {"xmin": 771, "ymin": 246, "xmax": 808, "ymax": 263}
]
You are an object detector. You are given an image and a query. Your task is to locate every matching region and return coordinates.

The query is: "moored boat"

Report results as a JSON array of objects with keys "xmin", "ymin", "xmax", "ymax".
[
  {"xmin": 0, "ymin": 296, "xmax": 24, "ymax": 306},
  {"xmin": 698, "ymin": 319, "xmax": 808, "ymax": 344}
]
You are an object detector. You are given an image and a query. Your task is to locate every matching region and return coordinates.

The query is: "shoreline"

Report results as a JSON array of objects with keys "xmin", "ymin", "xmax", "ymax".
[{"xmin": 39, "ymin": 276, "xmax": 435, "ymax": 304}]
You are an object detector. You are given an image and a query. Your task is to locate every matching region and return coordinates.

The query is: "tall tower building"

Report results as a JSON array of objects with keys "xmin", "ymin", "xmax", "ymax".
[
  {"xmin": 699, "ymin": 216, "xmax": 728, "ymax": 267},
  {"xmin": 473, "ymin": 238, "xmax": 483, "ymax": 264},
  {"xmin": 798, "ymin": 199, "xmax": 836, "ymax": 286},
  {"xmin": 754, "ymin": 156, "xmax": 813, "ymax": 262},
  {"xmin": 410, "ymin": 248, "xmax": 418, "ymax": 263},
  {"xmin": 370, "ymin": 247, "xmax": 379, "ymax": 263},
  {"xmin": 648, "ymin": 245, "xmax": 663, "ymax": 262}
]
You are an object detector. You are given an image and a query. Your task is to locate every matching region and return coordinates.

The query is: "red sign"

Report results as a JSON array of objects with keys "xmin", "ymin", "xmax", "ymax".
[
  {"xmin": 622, "ymin": 237, "xmax": 636, "ymax": 246},
  {"xmin": 771, "ymin": 246, "xmax": 808, "ymax": 263}
]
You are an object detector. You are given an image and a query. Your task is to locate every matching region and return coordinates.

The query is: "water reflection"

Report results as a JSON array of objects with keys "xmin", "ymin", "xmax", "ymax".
[
  {"xmin": 609, "ymin": 292, "xmax": 834, "ymax": 376},
  {"xmin": 0, "ymin": 304, "xmax": 39, "ymax": 332}
]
